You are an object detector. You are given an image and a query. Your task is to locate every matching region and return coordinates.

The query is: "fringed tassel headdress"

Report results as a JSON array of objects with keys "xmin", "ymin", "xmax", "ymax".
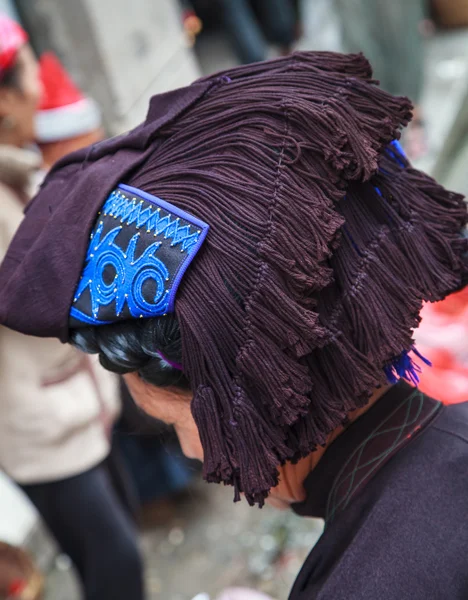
[{"xmin": 127, "ymin": 52, "xmax": 468, "ymax": 505}]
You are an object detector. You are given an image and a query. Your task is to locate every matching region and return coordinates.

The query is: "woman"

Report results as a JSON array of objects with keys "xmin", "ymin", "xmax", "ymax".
[
  {"xmin": 0, "ymin": 16, "xmax": 144, "ymax": 600},
  {"xmin": 0, "ymin": 51, "xmax": 467, "ymax": 598}
]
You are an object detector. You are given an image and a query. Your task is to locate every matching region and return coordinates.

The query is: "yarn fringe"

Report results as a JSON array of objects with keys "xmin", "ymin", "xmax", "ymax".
[{"xmin": 128, "ymin": 51, "xmax": 467, "ymax": 505}]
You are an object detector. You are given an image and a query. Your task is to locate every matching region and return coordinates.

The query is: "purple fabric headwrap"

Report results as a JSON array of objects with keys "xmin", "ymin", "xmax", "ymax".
[{"xmin": 0, "ymin": 52, "xmax": 466, "ymax": 505}]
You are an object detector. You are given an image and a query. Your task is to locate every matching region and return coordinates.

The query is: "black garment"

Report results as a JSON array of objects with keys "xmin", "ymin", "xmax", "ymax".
[
  {"xmin": 22, "ymin": 459, "xmax": 144, "ymax": 600},
  {"xmin": 290, "ymin": 382, "xmax": 468, "ymax": 599}
]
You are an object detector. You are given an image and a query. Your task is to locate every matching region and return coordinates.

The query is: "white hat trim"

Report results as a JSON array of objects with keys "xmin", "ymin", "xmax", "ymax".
[{"xmin": 36, "ymin": 97, "xmax": 102, "ymax": 143}]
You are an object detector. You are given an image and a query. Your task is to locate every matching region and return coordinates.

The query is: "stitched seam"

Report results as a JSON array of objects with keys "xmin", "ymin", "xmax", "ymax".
[{"xmin": 236, "ymin": 104, "xmax": 290, "ymax": 371}]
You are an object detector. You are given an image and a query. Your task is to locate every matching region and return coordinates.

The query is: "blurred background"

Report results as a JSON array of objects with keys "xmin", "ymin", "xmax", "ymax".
[{"xmin": 0, "ymin": 1, "xmax": 468, "ymax": 599}]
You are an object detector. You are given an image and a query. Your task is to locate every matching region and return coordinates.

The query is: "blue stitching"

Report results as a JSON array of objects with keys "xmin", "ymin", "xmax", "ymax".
[
  {"xmin": 73, "ymin": 221, "xmax": 171, "ymax": 320},
  {"xmin": 71, "ymin": 185, "xmax": 210, "ymax": 325},
  {"xmin": 70, "ymin": 306, "xmax": 112, "ymax": 325},
  {"xmin": 104, "ymin": 190, "xmax": 199, "ymax": 252}
]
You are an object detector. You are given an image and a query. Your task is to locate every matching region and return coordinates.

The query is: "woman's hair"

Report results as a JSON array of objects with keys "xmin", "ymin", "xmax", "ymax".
[{"xmin": 71, "ymin": 315, "xmax": 189, "ymax": 389}]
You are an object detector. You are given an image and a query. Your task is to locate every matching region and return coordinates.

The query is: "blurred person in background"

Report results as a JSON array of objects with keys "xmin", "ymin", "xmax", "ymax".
[
  {"xmin": 0, "ymin": 15, "xmax": 145, "ymax": 600},
  {"xmin": 35, "ymin": 48, "xmax": 201, "ymax": 528},
  {"xmin": 183, "ymin": 0, "xmax": 300, "ymax": 64},
  {"xmin": 35, "ymin": 51, "xmax": 104, "ymax": 170},
  {"xmin": 116, "ymin": 380, "xmax": 201, "ymax": 528},
  {"xmin": 334, "ymin": 0, "xmax": 428, "ymax": 159},
  {"xmin": 3, "ymin": 51, "xmax": 468, "ymax": 600}
]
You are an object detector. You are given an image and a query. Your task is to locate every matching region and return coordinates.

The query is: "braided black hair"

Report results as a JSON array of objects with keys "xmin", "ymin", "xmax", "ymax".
[{"xmin": 70, "ymin": 315, "xmax": 190, "ymax": 389}]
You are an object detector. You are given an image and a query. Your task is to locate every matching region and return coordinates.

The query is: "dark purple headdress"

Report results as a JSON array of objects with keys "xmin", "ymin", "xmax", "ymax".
[{"xmin": 0, "ymin": 52, "xmax": 466, "ymax": 505}]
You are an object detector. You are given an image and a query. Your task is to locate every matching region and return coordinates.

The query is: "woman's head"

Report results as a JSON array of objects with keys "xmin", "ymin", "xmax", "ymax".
[
  {"xmin": 0, "ymin": 17, "xmax": 41, "ymax": 147},
  {"xmin": 0, "ymin": 52, "xmax": 467, "ymax": 506}
]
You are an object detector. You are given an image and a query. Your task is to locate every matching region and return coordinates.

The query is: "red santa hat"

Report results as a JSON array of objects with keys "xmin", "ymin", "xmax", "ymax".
[
  {"xmin": 36, "ymin": 52, "xmax": 101, "ymax": 143},
  {"xmin": 0, "ymin": 14, "xmax": 28, "ymax": 75}
]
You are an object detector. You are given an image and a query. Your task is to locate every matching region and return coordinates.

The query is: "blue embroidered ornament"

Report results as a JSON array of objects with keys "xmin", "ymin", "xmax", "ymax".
[{"xmin": 70, "ymin": 184, "xmax": 209, "ymax": 326}]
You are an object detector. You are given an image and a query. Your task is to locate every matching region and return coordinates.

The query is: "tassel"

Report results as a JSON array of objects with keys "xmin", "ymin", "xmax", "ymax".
[
  {"xmin": 191, "ymin": 386, "xmax": 234, "ymax": 484},
  {"xmin": 231, "ymin": 379, "xmax": 294, "ymax": 505},
  {"xmin": 236, "ymin": 335, "xmax": 313, "ymax": 425},
  {"xmin": 127, "ymin": 51, "xmax": 467, "ymax": 506},
  {"xmin": 384, "ymin": 347, "xmax": 432, "ymax": 386}
]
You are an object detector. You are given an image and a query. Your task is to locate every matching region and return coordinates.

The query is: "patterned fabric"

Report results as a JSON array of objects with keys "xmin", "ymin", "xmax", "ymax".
[
  {"xmin": 325, "ymin": 388, "xmax": 441, "ymax": 525},
  {"xmin": 70, "ymin": 184, "xmax": 209, "ymax": 327}
]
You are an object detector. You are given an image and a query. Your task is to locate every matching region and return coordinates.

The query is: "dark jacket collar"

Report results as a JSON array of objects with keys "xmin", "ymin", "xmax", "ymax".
[{"xmin": 292, "ymin": 382, "xmax": 441, "ymax": 521}]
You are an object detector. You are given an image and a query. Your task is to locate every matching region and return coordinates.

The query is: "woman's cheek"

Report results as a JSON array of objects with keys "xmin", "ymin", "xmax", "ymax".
[{"xmin": 175, "ymin": 423, "xmax": 204, "ymax": 461}]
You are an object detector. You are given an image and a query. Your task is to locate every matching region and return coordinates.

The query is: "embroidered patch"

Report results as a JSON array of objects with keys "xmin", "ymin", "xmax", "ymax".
[{"xmin": 70, "ymin": 184, "xmax": 209, "ymax": 326}]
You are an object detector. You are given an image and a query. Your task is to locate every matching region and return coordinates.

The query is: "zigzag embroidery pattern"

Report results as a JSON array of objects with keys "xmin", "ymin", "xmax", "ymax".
[{"xmin": 103, "ymin": 189, "xmax": 201, "ymax": 253}]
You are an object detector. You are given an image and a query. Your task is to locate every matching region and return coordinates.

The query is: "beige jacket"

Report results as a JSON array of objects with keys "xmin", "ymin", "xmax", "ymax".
[{"xmin": 0, "ymin": 145, "xmax": 120, "ymax": 483}]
